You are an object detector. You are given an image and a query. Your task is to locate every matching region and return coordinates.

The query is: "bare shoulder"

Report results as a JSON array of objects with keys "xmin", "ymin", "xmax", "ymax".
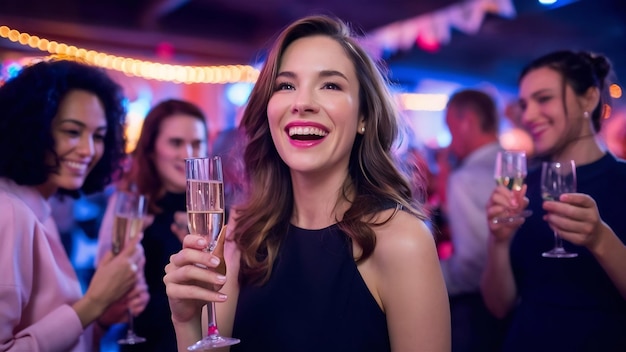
[
  {"xmin": 363, "ymin": 208, "xmax": 450, "ymax": 350},
  {"xmin": 371, "ymin": 209, "xmax": 436, "ymax": 261}
]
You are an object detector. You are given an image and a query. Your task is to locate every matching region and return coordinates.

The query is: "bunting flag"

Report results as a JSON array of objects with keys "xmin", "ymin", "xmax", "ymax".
[{"xmin": 362, "ymin": 0, "xmax": 516, "ymax": 58}]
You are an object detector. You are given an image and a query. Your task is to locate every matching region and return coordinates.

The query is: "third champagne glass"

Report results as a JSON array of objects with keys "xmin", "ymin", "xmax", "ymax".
[
  {"xmin": 492, "ymin": 150, "xmax": 532, "ymax": 224},
  {"xmin": 540, "ymin": 160, "xmax": 578, "ymax": 258},
  {"xmin": 185, "ymin": 156, "xmax": 241, "ymax": 351},
  {"xmin": 113, "ymin": 191, "xmax": 147, "ymax": 345}
]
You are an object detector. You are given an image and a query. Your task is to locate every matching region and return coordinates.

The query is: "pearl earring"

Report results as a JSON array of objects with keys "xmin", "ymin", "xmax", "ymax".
[
  {"xmin": 583, "ymin": 111, "xmax": 590, "ymax": 119},
  {"xmin": 361, "ymin": 126, "xmax": 365, "ymax": 133}
]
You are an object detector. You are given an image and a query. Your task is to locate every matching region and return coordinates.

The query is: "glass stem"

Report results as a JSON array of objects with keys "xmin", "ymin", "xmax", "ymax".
[
  {"xmin": 207, "ymin": 303, "xmax": 220, "ymax": 337},
  {"xmin": 554, "ymin": 231, "xmax": 565, "ymax": 251},
  {"xmin": 127, "ymin": 308, "xmax": 135, "ymax": 335}
]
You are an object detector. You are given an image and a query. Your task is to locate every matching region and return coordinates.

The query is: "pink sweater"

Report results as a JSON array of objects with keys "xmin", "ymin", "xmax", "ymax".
[{"xmin": 0, "ymin": 178, "xmax": 92, "ymax": 351}]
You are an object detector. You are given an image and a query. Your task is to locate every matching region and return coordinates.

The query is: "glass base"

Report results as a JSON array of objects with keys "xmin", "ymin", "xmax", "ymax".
[
  {"xmin": 492, "ymin": 209, "xmax": 533, "ymax": 224},
  {"xmin": 542, "ymin": 248, "xmax": 578, "ymax": 258},
  {"xmin": 188, "ymin": 336, "xmax": 241, "ymax": 351},
  {"xmin": 118, "ymin": 332, "xmax": 146, "ymax": 345}
]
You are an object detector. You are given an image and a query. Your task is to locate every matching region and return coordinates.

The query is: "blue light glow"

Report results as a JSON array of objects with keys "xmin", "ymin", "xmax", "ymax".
[{"xmin": 226, "ymin": 82, "xmax": 254, "ymax": 106}]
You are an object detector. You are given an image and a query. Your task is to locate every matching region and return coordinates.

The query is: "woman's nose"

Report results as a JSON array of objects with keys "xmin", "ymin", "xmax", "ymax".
[
  {"xmin": 291, "ymin": 90, "xmax": 319, "ymax": 115},
  {"xmin": 77, "ymin": 135, "xmax": 96, "ymax": 156}
]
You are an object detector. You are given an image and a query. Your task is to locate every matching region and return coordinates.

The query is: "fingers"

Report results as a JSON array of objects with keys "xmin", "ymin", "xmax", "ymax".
[
  {"xmin": 560, "ymin": 193, "xmax": 596, "ymax": 208},
  {"xmin": 98, "ymin": 250, "xmax": 114, "ymax": 266},
  {"xmin": 543, "ymin": 194, "xmax": 597, "ymax": 223},
  {"xmin": 164, "ymin": 244, "xmax": 227, "ymax": 304},
  {"xmin": 173, "ymin": 211, "xmax": 188, "ymax": 227},
  {"xmin": 180, "ymin": 234, "xmax": 210, "ymax": 251},
  {"xmin": 170, "ymin": 223, "xmax": 188, "ymax": 243},
  {"xmin": 165, "ymin": 279, "xmax": 227, "ymax": 304},
  {"xmin": 143, "ymin": 214, "xmax": 155, "ymax": 230},
  {"xmin": 542, "ymin": 193, "xmax": 602, "ymax": 247},
  {"xmin": 127, "ymin": 283, "xmax": 150, "ymax": 316},
  {"xmin": 489, "ymin": 186, "xmax": 517, "ymax": 212}
]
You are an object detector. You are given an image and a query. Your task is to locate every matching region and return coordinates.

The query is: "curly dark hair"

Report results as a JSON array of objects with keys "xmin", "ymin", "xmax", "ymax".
[{"xmin": 0, "ymin": 58, "xmax": 127, "ymax": 196}]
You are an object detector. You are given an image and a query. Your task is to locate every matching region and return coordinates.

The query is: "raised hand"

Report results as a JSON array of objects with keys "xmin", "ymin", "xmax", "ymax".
[
  {"xmin": 164, "ymin": 234, "xmax": 227, "ymax": 325},
  {"xmin": 487, "ymin": 184, "xmax": 529, "ymax": 243},
  {"xmin": 542, "ymin": 193, "xmax": 605, "ymax": 249},
  {"xmin": 73, "ymin": 233, "xmax": 145, "ymax": 327}
]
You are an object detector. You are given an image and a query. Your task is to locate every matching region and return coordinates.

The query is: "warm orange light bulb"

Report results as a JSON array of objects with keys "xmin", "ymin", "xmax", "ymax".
[{"xmin": 609, "ymin": 84, "xmax": 622, "ymax": 99}]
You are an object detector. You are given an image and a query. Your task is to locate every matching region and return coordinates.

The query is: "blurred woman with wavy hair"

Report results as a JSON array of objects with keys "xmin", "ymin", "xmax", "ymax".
[{"xmin": 97, "ymin": 98, "xmax": 208, "ymax": 351}]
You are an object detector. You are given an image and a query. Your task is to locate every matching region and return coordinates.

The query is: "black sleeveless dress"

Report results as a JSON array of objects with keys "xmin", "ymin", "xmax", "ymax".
[{"xmin": 232, "ymin": 224, "xmax": 391, "ymax": 352}]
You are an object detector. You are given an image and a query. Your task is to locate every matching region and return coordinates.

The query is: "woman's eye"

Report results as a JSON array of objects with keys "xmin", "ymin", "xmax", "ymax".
[
  {"xmin": 537, "ymin": 96, "xmax": 551, "ymax": 103},
  {"xmin": 519, "ymin": 102, "xmax": 527, "ymax": 111},
  {"xmin": 94, "ymin": 134, "xmax": 106, "ymax": 141},
  {"xmin": 275, "ymin": 82, "xmax": 294, "ymax": 91},
  {"xmin": 63, "ymin": 129, "xmax": 80, "ymax": 136},
  {"xmin": 323, "ymin": 82, "xmax": 340, "ymax": 90}
]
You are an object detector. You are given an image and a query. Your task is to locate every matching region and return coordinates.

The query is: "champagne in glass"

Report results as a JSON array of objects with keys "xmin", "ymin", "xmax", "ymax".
[
  {"xmin": 185, "ymin": 156, "xmax": 240, "ymax": 350},
  {"xmin": 541, "ymin": 160, "xmax": 578, "ymax": 258},
  {"xmin": 113, "ymin": 191, "xmax": 147, "ymax": 345},
  {"xmin": 492, "ymin": 150, "xmax": 532, "ymax": 224},
  {"xmin": 112, "ymin": 216, "xmax": 143, "ymax": 255}
]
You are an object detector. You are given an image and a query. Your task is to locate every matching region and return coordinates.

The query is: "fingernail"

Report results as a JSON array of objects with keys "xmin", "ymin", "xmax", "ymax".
[
  {"xmin": 217, "ymin": 294, "xmax": 227, "ymax": 301},
  {"xmin": 197, "ymin": 238, "xmax": 207, "ymax": 247},
  {"xmin": 216, "ymin": 274, "xmax": 226, "ymax": 282},
  {"xmin": 210, "ymin": 257, "xmax": 220, "ymax": 266}
]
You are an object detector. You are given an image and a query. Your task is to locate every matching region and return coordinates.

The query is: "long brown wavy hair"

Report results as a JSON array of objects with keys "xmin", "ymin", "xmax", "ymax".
[
  {"xmin": 119, "ymin": 99, "xmax": 207, "ymax": 214},
  {"xmin": 234, "ymin": 15, "xmax": 426, "ymax": 285}
]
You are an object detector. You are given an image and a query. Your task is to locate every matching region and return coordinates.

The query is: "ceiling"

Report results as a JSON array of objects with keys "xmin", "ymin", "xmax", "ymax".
[{"xmin": 0, "ymin": 0, "xmax": 624, "ymax": 90}]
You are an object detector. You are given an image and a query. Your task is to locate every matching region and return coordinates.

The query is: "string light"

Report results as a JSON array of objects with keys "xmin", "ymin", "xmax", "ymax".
[
  {"xmin": 399, "ymin": 93, "xmax": 449, "ymax": 111},
  {"xmin": 0, "ymin": 25, "xmax": 259, "ymax": 84}
]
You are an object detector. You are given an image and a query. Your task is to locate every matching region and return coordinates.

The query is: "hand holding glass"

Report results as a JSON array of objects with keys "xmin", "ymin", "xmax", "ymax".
[
  {"xmin": 541, "ymin": 160, "xmax": 578, "ymax": 258},
  {"xmin": 186, "ymin": 156, "xmax": 240, "ymax": 351},
  {"xmin": 492, "ymin": 151, "xmax": 532, "ymax": 224},
  {"xmin": 112, "ymin": 191, "xmax": 147, "ymax": 345}
]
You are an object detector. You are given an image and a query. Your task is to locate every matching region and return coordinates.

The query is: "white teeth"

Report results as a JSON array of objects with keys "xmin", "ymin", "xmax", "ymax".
[
  {"xmin": 288, "ymin": 126, "xmax": 328, "ymax": 137},
  {"xmin": 64, "ymin": 161, "xmax": 88, "ymax": 170}
]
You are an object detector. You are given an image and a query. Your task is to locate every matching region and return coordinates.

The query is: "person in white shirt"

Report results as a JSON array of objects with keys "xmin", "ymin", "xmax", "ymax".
[{"xmin": 441, "ymin": 89, "xmax": 506, "ymax": 352}]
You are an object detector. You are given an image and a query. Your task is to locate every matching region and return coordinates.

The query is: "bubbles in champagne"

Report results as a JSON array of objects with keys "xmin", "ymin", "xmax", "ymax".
[
  {"xmin": 112, "ymin": 216, "xmax": 142, "ymax": 254},
  {"xmin": 187, "ymin": 210, "xmax": 224, "ymax": 250},
  {"xmin": 186, "ymin": 179, "xmax": 225, "ymax": 251},
  {"xmin": 495, "ymin": 176, "xmax": 525, "ymax": 191}
]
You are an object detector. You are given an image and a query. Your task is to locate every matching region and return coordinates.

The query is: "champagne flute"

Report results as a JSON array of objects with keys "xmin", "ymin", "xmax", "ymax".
[
  {"xmin": 492, "ymin": 150, "xmax": 533, "ymax": 224},
  {"xmin": 112, "ymin": 191, "xmax": 147, "ymax": 345},
  {"xmin": 185, "ymin": 156, "xmax": 240, "ymax": 351},
  {"xmin": 541, "ymin": 160, "xmax": 578, "ymax": 258}
]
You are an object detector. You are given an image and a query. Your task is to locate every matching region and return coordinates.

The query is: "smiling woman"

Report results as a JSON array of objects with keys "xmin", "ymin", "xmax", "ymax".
[
  {"xmin": 0, "ymin": 59, "xmax": 148, "ymax": 351},
  {"xmin": 39, "ymin": 90, "xmax": 109, "ymax": 198},
  {"xmin": 163, "ymin": 15, "xmax": 450, "ymax": 352},
  {"xmin": 482, "ymin": 50, "xmax": 626, "ymax": 351}
]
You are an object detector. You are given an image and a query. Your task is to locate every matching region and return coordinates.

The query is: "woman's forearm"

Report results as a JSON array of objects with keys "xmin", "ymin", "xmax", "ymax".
[
  {"xmin": 481, "ymin": 236, "xmax": 517, "ymax": 318},
  {"xmin": 590, "ymin": 223, "xmax": 626, "ymax": 299}
]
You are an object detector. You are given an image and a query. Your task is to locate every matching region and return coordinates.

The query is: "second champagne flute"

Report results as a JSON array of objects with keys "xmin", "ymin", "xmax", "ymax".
[
  {"xmin": 492, "ymin": 150, "xmax": 532, "ymax": 224},
  {"xmin": 185, "ymin": 156, "xmax": 241, "ymax": 351},
  {"xmin": 112, "ymin": 191, "xmax": 147, "ymax": 345},
  {"xmin": 541, "ymin": 160, "xmax": 578, "ymax": 258}
]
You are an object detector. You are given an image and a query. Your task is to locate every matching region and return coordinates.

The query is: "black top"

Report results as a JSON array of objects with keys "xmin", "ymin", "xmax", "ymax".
[
  {"xmin": 506, "ymin": 153, "xmax": 626, "ymax": 351},
  {"xmin": 122, "ymin": 192, "xmax": 185, "ymax": 352},
  {"xmin": 232, "ymin": 224, "xmax": 391, "ymax": 352}
]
